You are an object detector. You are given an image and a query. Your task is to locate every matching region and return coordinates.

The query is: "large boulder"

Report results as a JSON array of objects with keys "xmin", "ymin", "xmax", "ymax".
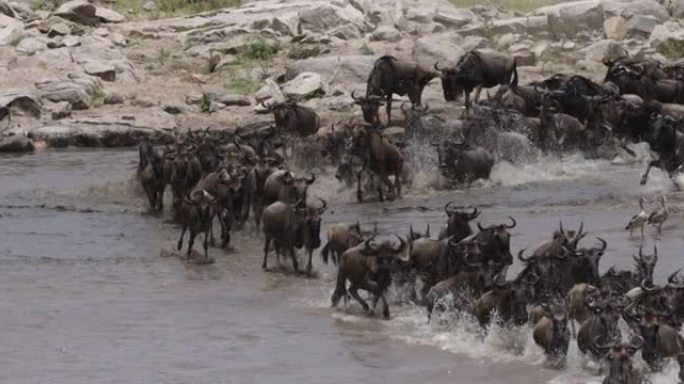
[
  {"xmin": 601, "ymin": 0, "xmax": 668, "ymax": 21},
  {"xmin": 370, "ymin": 25, "xmax": 401, "ymax": 42},
  {"xmin": 281, "ymin": 72, "xmax": 324, "ymax": 98},
  {"xmin": 578, "ymin": 39, "xmax": 625, "ymax": 63},
  {"xmin": 433, "ymin": 7, "xmax": 475, "ymax": 29},
  {"xmin": 0, "ymin": 134, "xmax": 33, "ymax": 152},
  {"xmin": 8, "ymin": 2, "xmax": 36, "ymax": 21},
  {"xmin": 534, "ymin": 0, "xmax": 605, "ymax": 38},
  {"xmin": 491, "ymin": 16, "xmax": 548, "ymax": 35},
  {"xmin": 271, "ymin": 12, "xmax": 300, "ymax": 36},
  {"xmin": 0, "ymin": 1, "xmax": 14, "ymax": 18},
  {"xmin": 0, "ymin": 13, "xmax": 23, "ymax": 45},
  {"xmin": 83, "ymin": 61, "xmax": 116, "ymax": 81},
  {"xmin": 94, "ymin": 6, "xmax": 124, "ymax": 23},
  {"xmin": 54, "ymin": 0, "xmax": 99, "ymax": 26},
  {"xmin": 70, "ymin": 45, "xmax": 140, "ymax": 83},
  {"xmin": 35, "ymin": 73, "xmax": 102, "ymax": 110},
  {"xmin": 285, "ymin": 55, "xmax": 377, "ymax": 85},
  {"xmin": 624, "ymin": 15, "xmax": 658, "ymax": 38},
  {"xmin": 298, "ymin": 3, "xmax": 365, "ymax": 35},
  {"xmin": 412, "ymin": 32, "xmax": 465, "ymax": 69},
  {"xmin": 16, "ymin": 36, "xmax": 47, "ymax": 54},
  {"xmin": 0, "ymin": 92, "xmax": 42, "ymax": 119},
  {"xmin": 649, "ymin": 21, "xmax": 684, "ymax": 54},
  {"xmin": 670, "ymin": 0, "xmax": 684, "ymax": 18},
  {"xmin": 603, "ymin": 16, "xmax": 626, "ymax": 40}
]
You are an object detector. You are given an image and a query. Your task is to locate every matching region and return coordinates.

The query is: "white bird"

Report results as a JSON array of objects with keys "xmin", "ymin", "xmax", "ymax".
[
  {"xmin": 648, "ymin": 195, "xmax": 669, "ymax": 235},
  {"xmin": 625, "ymin": 197, "xmax": 648, "ymax": 239}
]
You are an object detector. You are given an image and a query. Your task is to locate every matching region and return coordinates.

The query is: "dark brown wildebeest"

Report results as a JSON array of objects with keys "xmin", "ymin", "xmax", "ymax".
[
  {"xmin": 533, "ymin": 299, "xmax": 571, "ymax": 365},
  {"xmin": 350, "ymin": 126, "xmax": 404, "ymax": 202},
  {"xmin": 594, "ymin": 336, "xmax": 645, "ymax": 384},
  {"xmin": 538, "ymin": 99, "xmax": 586, "ymax": 153},
  {"xmin": 192, "ymin": 168, "xmax": 244, "ymax": 247},
  {"xmin": 177, "ymin": 189, "xmax": 217, "ymax": 262},
  {"xmin": 474, "ymin": 217, "xmax": 517, "ymax": 267},
  {"xmin": 474, "ymin": 270, "xmax": 538, "ymax": 327},
  {"xmin": 363, "ymin": 55, "xmax": 439, "ymax": 125},
  {"xmin": 438, "ymin": 203, "xmax": 480, "ymax": 241},
  {"xmin": 532, "ymin": 222, "xmax": 586, "ymax": 259},
  {"xmin": 262, "ymin": 170, "xmax": 316, "ymax": 207},
  {"xmin": 320, "ymin": 222, "xmax": 377, "ymax": 265},
  {"xmin": 243, "ymin": 153, "xmax": 283, "ymax": 227},
  {"xmin": 331, "ymin": 235, "xmax": 407, "ymax": 319},
  {"xmin": 577, "ymin": 296, "xmax": 626, "ymax": 361},
  {"xmin": 137, "ymin": 140, "xmax": 165, "ymax": 212},
  {"xmin": 164, "ymin": 143, "xmax": 202, "ymax": 220},
  {"xmin": 436, "ymin": 49, "xmax": 518, "ymax": 115},
  {"xmin": 261, "ymin": 198, "xmax": 327, "ymax": 275},
  {"xmin": 431, "ymin": 138, "xmax": 494, "ymax": 183},
  {"xmin": 261, "ymin": 101, "xmax": 321, "ymax": 138},
  {"xmin": 623, "ymin": 304, "xmax": 684, "ymax": 372}
]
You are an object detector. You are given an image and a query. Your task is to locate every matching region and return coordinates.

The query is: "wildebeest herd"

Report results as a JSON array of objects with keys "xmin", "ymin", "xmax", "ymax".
[{"xmin": 136, "ymin": 48, "xmax": 684, "ymax": 383}]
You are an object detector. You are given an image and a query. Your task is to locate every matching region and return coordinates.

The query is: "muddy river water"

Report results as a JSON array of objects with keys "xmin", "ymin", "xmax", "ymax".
[{"xmin": 1, "ymin": 148, "xmax": 683, "ymax": 384}]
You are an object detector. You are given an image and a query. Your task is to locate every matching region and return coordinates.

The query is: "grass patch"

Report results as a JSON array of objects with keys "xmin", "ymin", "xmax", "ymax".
[
  {"xmin": 224, "ymin": 76, "xmax": 260, "ymax": 96},
  {"xmin": 115, "ymin": 0, "xmax": 143, "ymax": 14},
  {"xmin": 156, "ymin": 48, "xmax": 171, "ymax": 63},
  {"xmin": 91, "ymin": 88, "xmax": 106, "ymax": 108},
  {"xmin": 242, "ymin": 38, "xmax": 280, "ymax": 61},
  {"xmin": 10, "ymin": 36, "xmax": 23, "ymax": 47},
  {"xmin": 359, "ymin": 44, "xmax": 374, "ymax": 56},
  {"xmin": 658, "ymin": 41, "xmax": 684, "ymax": 61},
  {"xmin": 287, "ymin": 44, "xmax": 324, "ymax": 60},
  {"xmin": 200, "ymin": 93, "xmax": 212, "ymax": 113},
  {"xmin": 449, "ymin": 0, "xmax": 563, "ymax": 12},
  {"xmin": 157, "ymin": 0, "xmax": 243, "ymax": 14},
  {"xmin": 31, "ymin": 0, "xmax": 64, "ymax": 10}
]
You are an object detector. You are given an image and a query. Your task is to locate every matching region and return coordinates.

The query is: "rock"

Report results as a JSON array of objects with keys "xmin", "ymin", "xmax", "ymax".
[
  {"xmin": 281, "ymin": 72, "xmax": 324, "ymax": 98},
  {"xmin": 298, "ymin": 4, "xmax": 365, "ymax": 35},
  {"xmin": 131, "ymin": 98, "xmax": 155, "ymax": 108},
  {"xmin": 48, "ymin": 22, "xmax": 70, "ymax": 37},
  {"xmin": 0, "ymin": 13, "xmax": 23, "ymax": 46},
  {"xmin": 495, "ymin": 33, "xmax": 519, "ymax": 49},
  {"xmin": 601, "ymin": 0, "xmax": 667, "ymax": 21},
  {"xmin": 214, "ymin": 94, "xmax": 251, "ymax": 107},
  {"xmin": 624, "ymin": 15, "xmax": 658, "ymax": 38},
  {"xmin": 95, "ymin": 6, "xmax": 124, "ymax": 23},
  {"xmin": 649, "ymin": 21, "xmax": 684, "ymax": 54},
  {"xmin": 603, "ymin": 16, "xmax": 626, "ymax": 40},
  {"xmin": 35, "ymin": 73, "xmax": 102, "ymax": 110},
  {"xmin": 109, "ymin": 32, "xmax": 127, "ymax": 46},
  {"xmin": 534, "ymin": 0, "xmax": 605, "ymax": 38},
  {"xmin": 329, "ymin": 23, "xmax": 361, "ymax": 40},
  {"xmin": 578, "ymin": 39, "xmax": 625, "ymax": 63},
  {"xmin": 62, "ymin": 35, "xmax": 81, "ymax": 47},
  {"xmin": 104, "ymin": 92, "xmax": 124, "ymax": 105},
  {"xmin": 0, "ymin": 92, "xmax": 41, "ymax": 119},
  {"xmin": 285, "ymin": 55, "xmax": 377, "ymax": 85},
  {"xmin": 163, "ymin": 105, "xmax": 184, "ymax": 114},
  {"xmin": 0, "ymin": 134, "xmax": 33, "ymax": 152},
  {"xmin": 433, "ymin": 7, "xmax": 475, "ymax": 29},
  {"xmin": 54, "ymin": 0, "xmax": 99, "ymax": 26},
  {"xmin": 93, "ymin": 27, "xmax": 109, "ymax": 36},
  {"xmin": 412, "ymin": 33, "xmax": 465, "ymax": 69},
  {"xmin": 48, "ymin": 101, "xmax": 72, "ymax": 120},
  {"xmin": 0, "ymin": 1, "xmax": 15, "ymax": 18},
  {"xmin": 671, "ymin": 0, "xmax": 684, "ymax": 18},
  {"xmin": 83, "ymin": 61, "xmax": 116, "ymax": 81},
  {"xmin": 70, "ymin": 45, "xmax": 140, "ymax": 83},
  {"xmin": 576, "ymin": 59, "xmax": 605, "ymax": 74},
  {"xmin": 462, "ymin": 35, "xmax": 490, "ymax": 51},
  {"xmin": 185, "ymin": 92, "xmax": 203, "ymax": 105},
  {"xmin": 16, "ymin": 36, "xmax": 47, "ymax": 54},
  {"xmin": 405, "ymin": 7, "xmax": 433, "ymax": 23},
  {"xmin": 492, "ymin": 16, "xmax": 548, "ymax": 35},
  {"xmin": 272, "ymin": 12, "xmax": 300, "ymax": 37},
  {"xmin": 9, "ymin": 2, "xmax": 36, "ymax": 21},
  {"xmin": 142, "ymin": 0, "xmax": 156, "ymax": 11},
  {"xmin": 370, "ymin": 25, "xmax": 401, "ymax": 42}
]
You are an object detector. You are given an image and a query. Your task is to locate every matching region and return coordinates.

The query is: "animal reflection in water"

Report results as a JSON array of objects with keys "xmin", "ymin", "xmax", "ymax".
[{"xmin": 133, "ymin": 48, "xmax": 684, "ymax": 384}]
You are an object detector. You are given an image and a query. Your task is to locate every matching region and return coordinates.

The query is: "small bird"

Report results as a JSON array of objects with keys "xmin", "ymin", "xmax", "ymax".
[
  {"xmin": 626, "ymin": 196, "xmax": 648, "ymax": 239},
  {"xmin": 648, "ymin": 195, "xmax": 669, "ymax": 235}
]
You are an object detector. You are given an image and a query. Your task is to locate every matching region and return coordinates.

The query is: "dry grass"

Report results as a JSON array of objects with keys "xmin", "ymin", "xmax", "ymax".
[
  {"xmin": 114, "ymin": 0, "xmax": 243, "ymax": 15},
  {"xmin": 449, "ymin": 0, "xmax": 565, "ymax": 12}
]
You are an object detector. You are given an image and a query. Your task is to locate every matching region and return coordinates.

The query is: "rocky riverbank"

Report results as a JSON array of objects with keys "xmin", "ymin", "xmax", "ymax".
[{"xmin": 0, "ymin": 0, "xmax": 683, "ymax": 152}]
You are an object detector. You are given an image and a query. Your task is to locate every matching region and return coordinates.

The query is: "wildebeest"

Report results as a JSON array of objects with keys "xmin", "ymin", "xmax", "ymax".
[
  {"xmin": 177, "ymin": 189, "xmax": 216, "ymax": 262},
  {"xmin": 243, "ymin": 153, "xmax": 283, "ymax": 227},
  {"xmin": 263, "ymin": 170, "xmax": 316, "ymax": 207},
  {"xmin": 431, "ymin": 138, "xmax": 494, "ymax": 183},
  {"xmin": 364, "ymin": 56, "xmax": 439, "ymax": 125},
  {"xmin": 320, "ymin": 221, "xmax": 377, "ymax": 266},
  {"xmin": 331, "ymin": 236, "xmax": 407, "ymax": 319},
  {"xmin": 538, "ymin": 99, "xmax": 586, "ymax": 153},
  {"xmin": 350, "ymin": 126, "xmax": 405, "ymax": 202},
  {"xmin": 261, "ymin": 100, "xmax": 321, "ymax": 138},
  {"xmin": 640, "ymin": 113, "xmax": 684, "ymax": 185},
  {"xmin": 164, "ymin": 143, "xmax": 202, "ymax": 220},
  {"xmin": 532, "ymin": 299, "xmax": 571, "ymax": 365},
  {"xmin": 436, "ymin": 49, "xmax": 518, "ymax": 115},
  {"xmin": 577, "ymin": 296, "xmax": 626, "ymax": 360},
  {"xmin": 594, "ymin": 336, "xmax": 645, "ymax": 384},
  {"xmin": 438, "ymin": 203, "xmax": 480, "ymax": 241},
  {"xmin": 192, "ymin": 168, "xmax": 243, "ymax": 247},
  {"xmin": 623, "ymin": 304, "xmax": 683, "ymax": 371},
  {"xmin": 137, "ymin": 140, "xmax": 165, "ymax": 212},
  {"xmin": 261, "ymin": 198, "xmax": 327, "ymax": 275},
  {"xmin": 474, "ymin": 217, "xmax": 517, "ymax": 267},
  {"xmin": 531, "ymin": 222, "xmax": 586, "ymax": 259},
  {"xmin": 474, "ymin": 270, "xmax": 537, "ymax": 327}
]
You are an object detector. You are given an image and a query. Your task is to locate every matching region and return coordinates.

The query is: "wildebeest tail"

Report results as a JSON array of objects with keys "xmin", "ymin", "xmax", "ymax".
[
  {"xmin": 510, "ymin": 58, "xmax": 519, "ymax": 87},
  {"xmin": 320, "ymin": 241, "xmax": 331, "ymax": 264},
  {"xmin": 331, "ymin": 271, "xmax": 347, "ymax": 307}
]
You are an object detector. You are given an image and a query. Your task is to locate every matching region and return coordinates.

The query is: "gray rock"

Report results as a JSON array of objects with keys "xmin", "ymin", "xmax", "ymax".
[
  {"xmin": 649, "ymin": 21, "xmax": 684, "ymax": 53},
  {"xmin": 298, "ymin": 4, "xmax": 364, "ymax": 35},
  {"xmin": 282, "ymin": 72, "xmax": 324, "ymax": 98},
  {"xmin": 48, "ymin": 22, "xmax": 70, "ymax": 37},
  {"xmin": 329, "ymin": 23, "xmax": 361, "ymax": 40},
  {"xmin": 370, "ymin": 25, "xmax": 401, "ymax": 42},
  {"xmin": 462, "ymin": 35, "xmax": 490, "ymax": 51},
  {"xmin": 433, "ymin": 7, "xmax": 475, "ymax": 29},
  {"xmin": 670, "ymin": 0, "xmax": 684, "ymax": 18},
  {"xmin": 214, "ymin": 94, "xmax": 251, "ymax": 107},
  {"xmin": 576, "ymin": 59, "xmax": 605, "ymax": 74},
  {"xmin": 0, "ymin": 1, "xmax": 15, "ymax": 18},
  {"xmin": 54, "ymin": 0, "xmax": 99, "ymax": 26},
  {"xmin": 104, "ymin": 92, "xmax": 124, "ymax": 105},
  {"xmin": 412, "ymin": 32, "xmax": 465, "ymax": 69},
  {"xmin": 534, "ymin": 0, "xmax": 605, "ymax": 38},
  {"xmin": 109, "ymin": 32, "xmax": 127, "ymax": 47},
  {"xmin": 9, "ymin": 2, "xmax": 36, "ymax": 21},
  {"xmin": 603, "ymin": 16, "xmax": 626, "ymax": 40},
  {"xmin": 578, "ymin": 39, "xmax": 625, "ymax": 63},
  {"xmin": 185, "ymin": 92, "xmax": 203, "ymax": 105},
  {"xmin": 271, "ymin": 12, "xmax": 300, "ymax": 37},
  {"xmin": 601, "ymin": 0, "xmax": 667, "ymax": 21},
  {"xmin": 16, "ymin": 36, "xmax": 47, "ymax": 54},
  {"xmin": 95, "ymin": 6, "xmax": 124, "ymax": 23},
  {"xmin": 0, "ymin": 134, "xmax": 33, "ymax": 152},
  {"xmin": 142, "ymin": 0, "xmax": 156, "ymax": 11},
  {"xmin": 71, "ymin": 45, "xmax": 140, "ymax": 83},
  {"xmin": 625, "ymin": 15, "xmax": 658, "ymax": 38},
  {"xmin": 130, "ymin": 98, "xmax": 155, "ymax": 108},
  {"xmin": 92, "ymin": 27, "xmax": 109, "ymax": 36},
  {"xmin": 35, "ymin": 73, "xmax": 102, "ymax": 110},
  {"xmin": 0, "ymin": 92, "xmax": 42, "ymax": 120},
  {"xmin": 0, "ymin": 13, "xmax": 23, "ymax": 45},
  {"xmin": 83, "ymin": 61, "xmax": 116, "ymax": 81},
  {"xmin": 163, "ymin": 105, "xmax": 184, "ymax": 114},
  {"xmin": 285, "ymin": 55, "xmax": 377, "ymax": 85},
  {"xmin": 48, "ymin": 101, "xmax": 72, "ymax": 120}
]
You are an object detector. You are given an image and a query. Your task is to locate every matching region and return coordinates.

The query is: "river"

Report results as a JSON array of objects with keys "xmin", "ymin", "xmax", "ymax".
[{"xmin": 1, "ymin": 147, "xmax": 682, "ymax": 384}]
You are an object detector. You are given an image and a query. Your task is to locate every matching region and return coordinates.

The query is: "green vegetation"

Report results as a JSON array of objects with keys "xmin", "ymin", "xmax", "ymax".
[
  {"xmin": 31, "ymin": 0, "xmax": 63, "ymax": 11},
  {"xmin": 287, "ymin": 44, "xmax": 325, "ymax": 60},
  {"xmin": 224, "ymin": 77, "xmax": 260, "ymax": 96},
  {"xmin": 200, "ymin": 93, "xmax": 212, "ymax": 113},
  {"xmin": 449, "ymin": 0, "xmax": 563, "ymax": 12},
  {"xmin": 241, "ymin": 38, "xmax": 280, "ymax": 61},
  {"xmin": 91, "ymin": 88, "xmax": 106, "ymax": 108},
  {"xmin": 359, "ymin": 44, "xmax": 374, "ymax": 56},
  {"xmin": 156, "ymin": 48, "xmax": 171, "ymax": 63},
  {"xmin": 156, "ymin": 0, "xmax": 243, "ymax": 14},
  {"xmin": 658, "ymin": 40, "xmax": 684, "ymax": 61},
  {"xmin": 9, "ymin": 36, "xmax": 23, "ymax": 47}
]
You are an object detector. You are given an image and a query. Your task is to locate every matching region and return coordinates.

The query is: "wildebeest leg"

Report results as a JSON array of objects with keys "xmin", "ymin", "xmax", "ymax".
[
  {"xmin": 262, "ymin": 237, "xmax": 271, "ymax": 270},
  {"xmin": 187, "ymin": 229, "xmax": 197, "ymax": 257},
  {"xmin": 474, "ymin": 86, "xmax": 482, "ymax": 103},
  {"xmin": 289, "ymin": 247, "xmax": 299, "ymax": 273},
  {"xmin": 177, "ymin": 224, "xmax": 187, "ymax": 251},
  {"xmin": 640, "ymin": 160, "xmax": 660, "ymax": 185},
  {"xmin": 348, "ymin": 285, "xmax": 370, "ymax": 313},
  {"xmin": 394, "ymin": 169, "xmax": 402, "ymax": 199},
  {"xmin": 380, "ymin": 293, "xmax": 390, "ymax": 319},
  {"xmin": 463, "ymin": 91, "xmax": 471, "ymax": 117},
  {"xmin": 203, "ymin": 228, "xmax": 210, "ymax": 260},
  {"xmin": 356, "ymin": 168, "xmax": 364, "ymax": 202},
  {"xmin": 386, "ymin": 96, "xmax": 392, "ymax": 125},
  {"xmin": 306, "ymin": 248, "xmax": 313, "ymax": 276},
  {"xmin": 157, "ymin": 184, "xmax": 165, "ymax": 211}
]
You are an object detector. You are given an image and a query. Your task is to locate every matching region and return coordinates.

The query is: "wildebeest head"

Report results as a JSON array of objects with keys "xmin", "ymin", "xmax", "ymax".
[
  {"xmin": 622, "ymin": 303, "xmax": 672, "ymax": 369},
  {"xmin": 434, "ymin": 62, "xmax": 463, "ymax": 102},
  {"xmin": 566, "ymin": 237, "xmax": 607, "ymax": 285},
  {"xmin": 494, "ymin": 271, "xmax": 538, "ymax": 326},
  {"xmin": 432, "ymin": 138, "xmax": 468, "ymax": 178},
  {"xmin": 352, "ymin": 90, "xmax": 384, "ymax": 125},
  {"xmin": 559, "ymin": 221, "xmax": 586, "ymax": 250},
  {"xmin": 476, "ymin": 217, "xmax": 516, "ymax": 265},
  {"xmin": 443, "ymin": 202, "xmax": 480, "ymax": 241},
  {"xmin": 335, "ymin": 138, "xmax": 365, "ymax": 187},
  {"xmin": 361, "ymin": 235, "xmax": 408, "ymax": 273},
  {"xmin": 295, "ymin": 198, "xmax": 327, "ymax": 249},
  {"xmin": 633, "ymin": 245, "xmax": 658, "ymax": 284},
  {"xmin": 589, "ymin": 298, "xmax": 625, "ymax": 342},
  {"xmin": 518, "ymin": 249, "xmax": 565, "ymax": 300},
  {"xmin": 594, "ymin": 336, "xmax": 644, "ymax": 384},
  {"xmin": 278, "ymin": 171, "xmax": 316, "ymax": 206},
  {"xmin": 464, "ymin": 247, "xmax": 505, "ymax": 292},
  {"xmin": 648, "ymin": 113, "xmax": 679, "ymax": 154},
  {"xmin": 408, "ymin": 223, "xmax": 431, "ymax": 242}
]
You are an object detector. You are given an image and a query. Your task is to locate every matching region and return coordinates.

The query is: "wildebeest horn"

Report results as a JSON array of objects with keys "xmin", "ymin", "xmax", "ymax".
[
  {"xmin": 393, "ymin": 235, "xmax": 407, "ymax": 254},
  {"xmin": 468, "ymin": 207, "xmax": 480, "ymax": 220},
  {"xmin": 595, "ymin": 237, "xmax": 607, "ymax": 252},
  {"xmin": 477, "ymin": 221, "xmax": 485, "ymax": 232},
  {"xmin": 518, "ymin": 248, "xmax": 533, "ymax": 262},
  {"xmin": 401, "ymin": 101, "xmax": 411, "ymax": 112},
  {"xmin": 444, "ymin": 201, "xmax": 458, "ymax": 216},
  {"xmin": 577, "ymin": 222, "xmax": 586, "ymax": 239},
  {"xmin": 425, "ymin": 224, "xmax": 430, "ymax": 238},
  {"xmin": 351, "ymin": 90, "xmax": 362, "ymax": 102},
  {"xmin": 430, "ymin": 138, "xmax": 441, "ymax": 147},
  {"xmin": 505, "ymin": 216, "xmax": 516, "ymax": 229},
  {"xmin": 640, "ymin": 279, "xmax": 657, "ymax": 293},
  {"xmin": 593, "ymin": 336, "xmax": 615, "ymax": 352},
  {"xmin": 318, "ymin": 198, "xmax": 327, "ymax": 214},
  {"xmin": 409, "ymin": 224, "xmax": 415, "ymax": 239},
  {"xmin": 653, "ymin": 245, "xmax": 658, "ymax": 260},
  {"xmin": 668, "ymin": 269, "xmax": 684, "ymax": 288},
  {"xmin": 434, "ymin": 61, "xmax": 444, "ymax": 72},
  {"xmin": 363, "ymin": 237, "xmax": 375, "ymax": 254},
  {"xmin": 559, "ymin": 221, "xmax": 565, "ymax": 236},
  {"xmin": 306, "ymin": 172, "xmax": 316, "ymax": 184}
]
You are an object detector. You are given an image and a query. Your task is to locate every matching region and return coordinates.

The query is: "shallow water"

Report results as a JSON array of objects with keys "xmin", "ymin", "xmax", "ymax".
[{"xmin": 1, "ymin": 148, "xmax": 682, "ymax": 384}]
